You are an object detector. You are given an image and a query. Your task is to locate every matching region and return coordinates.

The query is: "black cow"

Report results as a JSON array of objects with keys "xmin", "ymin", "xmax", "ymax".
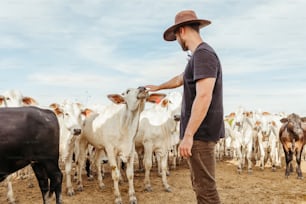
[
  {"xmin": 0, "ymin": 106, "xmax": 63, "ymax": 204},
  {"xmin": 279, "ymin": 113, "xmax": 306, "ymax": 179}
]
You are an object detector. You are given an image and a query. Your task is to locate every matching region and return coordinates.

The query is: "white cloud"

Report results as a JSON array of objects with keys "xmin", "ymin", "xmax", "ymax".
[{"xmin": 1, "ymin": 0, "xmax": 306, "ymax": 115}]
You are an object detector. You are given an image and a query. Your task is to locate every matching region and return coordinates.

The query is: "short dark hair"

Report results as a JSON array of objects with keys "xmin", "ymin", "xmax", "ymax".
[
  {"xmin": 186, "ymin": 23, "xmax": 200, "ymax": 32},
  {"xmin": 174, "ymin": 23, "xmax": 200, "ymax": 34}
]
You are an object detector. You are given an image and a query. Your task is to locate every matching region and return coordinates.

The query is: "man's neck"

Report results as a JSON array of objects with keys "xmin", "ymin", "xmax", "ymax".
[{"xmin": 188, "ymin": 36, "xmax": 203, "ymax": 53}]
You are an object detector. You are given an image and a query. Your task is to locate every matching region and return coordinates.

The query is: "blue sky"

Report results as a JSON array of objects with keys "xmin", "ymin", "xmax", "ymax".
[{"xmin": 1, "ymin": 0, "xmax": 305, "ymax": 115}]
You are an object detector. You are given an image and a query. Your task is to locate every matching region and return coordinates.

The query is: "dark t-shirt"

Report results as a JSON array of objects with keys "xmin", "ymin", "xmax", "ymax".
[{"xmin": 180, "ymin": 42, "xmax": 225, "ymax": 142}]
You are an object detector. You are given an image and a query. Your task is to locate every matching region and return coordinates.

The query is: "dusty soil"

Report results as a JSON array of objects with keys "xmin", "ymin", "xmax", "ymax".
[{"xmin": 1, "ymin": 158, "xmax": 306, "ymax": 204}]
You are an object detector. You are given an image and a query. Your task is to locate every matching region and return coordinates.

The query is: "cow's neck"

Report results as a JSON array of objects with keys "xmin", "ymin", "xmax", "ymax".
[{"xmin": 119, "ymin": 103, "xmax": 144, "ymax": 139}]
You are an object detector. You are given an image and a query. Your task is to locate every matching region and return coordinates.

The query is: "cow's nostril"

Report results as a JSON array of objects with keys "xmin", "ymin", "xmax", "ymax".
[{"xmin": 73, "ymin": 129, "xmax": 81, "ymax": 135}]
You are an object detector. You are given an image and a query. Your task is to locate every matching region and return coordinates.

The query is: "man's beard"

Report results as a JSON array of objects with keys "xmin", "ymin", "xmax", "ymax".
[{"xmin": 180, "ymin": 40, "xmax": 188, "ymax": 51}]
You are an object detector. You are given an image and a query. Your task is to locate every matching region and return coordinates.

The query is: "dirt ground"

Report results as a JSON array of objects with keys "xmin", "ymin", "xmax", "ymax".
[{"xmin": 1, "ymin": 158, "xmax": 306, "ymax": 204}]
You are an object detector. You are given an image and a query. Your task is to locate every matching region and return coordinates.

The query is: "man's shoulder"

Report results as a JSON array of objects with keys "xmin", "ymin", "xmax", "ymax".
[{"xmin": 198, "ymin": 42, "xmax": 216, "ymax": 54}]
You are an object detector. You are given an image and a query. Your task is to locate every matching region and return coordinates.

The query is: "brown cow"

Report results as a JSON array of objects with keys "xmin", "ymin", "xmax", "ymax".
[{"xmin": 279, "ymin": 113, "xmax": 306, "ymax": 179}]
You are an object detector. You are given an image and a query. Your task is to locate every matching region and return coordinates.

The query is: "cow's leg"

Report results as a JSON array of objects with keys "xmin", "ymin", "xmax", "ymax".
[
  {"xmin": 246, "ymin": 143, "xmax": 253, "ymax": 174},
  {"xmin": 126, "ymin": 149, "xmax": 137, "ymax": 204},
  {"xmin": 94, "ymin": 149, "xmax": 105, "ymax": 189},
  {"xmin": 241, "ymin": 146, "xmax": 246, "ymax": 169},
  {"xmin": 236, "ymin": 145, "xmax": 242, "ymax": 174},
  {"xmin": 275, "ymin": 141, "xmax": 282, "ymax": 168},
  {"xmin": 117, "ymin": 156, "xmax": 126, "ymax": 184},
  {"xmin": 155, "ymin": 152, "xmax": 162, "ymax": 176},
  {"xmin": 283, "ymin": 148, "xmax": 292, "ymax": 178},
  {"xmin": 143, "ymin": 142, "xmax": 154, "ymax": 191},
  {"xmin": 171, "ymin": 145, "xmax": 178, "ymax": 170},
  {"xmin": 65, "ymin": 151, "xmax": 75, "ymax": 196},
  {"xmin": 105, "ymin": 146, "xmax": 122, "ymax": 204},
  {"xmin": 6, "ymin": 175, "xmax": 15, "ymax": 204},
  {"xmin": 157, "ymin": 149, "xmax": 171, "ymax": 192},
  {"xmin": 45, "ymin": 160, "xmax": 63, "ymax": 204},
  {"xmin": 296, "ymin": 146, "xmax": 304, "ymax": 179},
  {"xmin": 76, "ymin": 139, "xmax": 88, "ymax": 191},
  {"xmin": 270, "ymin": 138, "xmax": 277, "ymax": 172},
  {"xmin": 31, "ymin": 162, "xmax": 51, "ymax": 204},
  {"xmin": 258, "ymin": 134, "xmax": 265, "ymax": 170},
  {"xmin": 155, "ymin": 151, "xmax": 169, "ymax": 176},
  {"xmin": 136, "ymin": 148, "xmax": 144, "ymax": 172}
]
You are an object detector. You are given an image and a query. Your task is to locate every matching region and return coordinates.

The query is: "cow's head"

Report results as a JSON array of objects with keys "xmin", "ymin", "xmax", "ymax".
[
  {"xmin": 1, "ymin": 89, "xmax": 37, "ymax": 107},
  {"xmin": 50, "ymin": 102, "xmax": 90, "ymax": 136},
  {"xmin": 280, "ymin": 113, "xmax": 306, "ymax": 137},
  {"xmin": 107, "ymin": 87, "xmax": 166, "ymax": 112}
]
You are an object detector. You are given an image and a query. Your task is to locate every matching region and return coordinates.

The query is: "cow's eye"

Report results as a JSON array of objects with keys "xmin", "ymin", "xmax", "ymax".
[
  {"xmin": 6, "ymin": 97, "xmax": 10, "ymax": 100},
  {"xmin": 64, "ymin": 113, "xmax": 69, "ymax": 117}
]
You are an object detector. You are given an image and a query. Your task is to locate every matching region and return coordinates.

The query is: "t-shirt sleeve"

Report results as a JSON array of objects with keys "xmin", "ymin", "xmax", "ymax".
[{"xmin": 193, "ymin": 49, "xmax": 219, "ymax": 81}]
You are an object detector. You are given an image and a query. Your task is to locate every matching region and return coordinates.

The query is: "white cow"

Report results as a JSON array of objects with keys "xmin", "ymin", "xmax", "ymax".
[
  {"xmin": 216, "ymin": 120, "xmax": 235, "ymax": 160},
  {"xmin": 232, "ymin": 110, "xmax": 254, "ymax": 174},
  {"xmin": 167, "ymin": 114, "xmax": 181, "ymax": 170},
  {"xmin": 49, "ymin": 101, "xmax": 88, "ymax": 196},
  {"xmin": 0, "ymin": 89, "xmax": 37, "ymax": 203},
  {"xmin": 135, "ymin": 91, "xmax": 182, "ymax": 192},
  {"xmin": 0, "ymin": 89, "xmax": 37, "ymax": 107},
  {"xmin": 77, "ymin": 87, "xmax": 160, "ymax": 204},
  {"xmin": 252, "ymin": 111, "xmax": 283, "ymax": 171}
]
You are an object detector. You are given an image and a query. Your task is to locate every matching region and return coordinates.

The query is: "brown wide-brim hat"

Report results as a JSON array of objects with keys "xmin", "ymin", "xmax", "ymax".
[{"xmin": 163, "ymin": 10, "xmax": 211, "ymax": 41}]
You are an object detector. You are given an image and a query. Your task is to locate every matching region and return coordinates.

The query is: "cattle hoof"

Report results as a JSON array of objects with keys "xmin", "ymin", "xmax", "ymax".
[
  {"xmin": 77, "ymin": 185, "xmax": 83, "ymax": 192},
  {"xmin": 115, "ymin": 198, "xmax": 123, "ymax": 204},
  {"xmin": 7, "ymin": 198, "xmax": 16, "ymax": 204},
  {"xmin": 99, "ymin": 183, "xmax": 105, "ymax": 189},
  {"xmin": 87, "ymin": 175, "xmax": 94, "ymax": 181},
  {"xmin": 165, "ymin": 187, "xmax": 172, "ymax": 192},
  {"xmin": 67, "ymin": 189, "xmax": 75, "ymax": 196},
  {"xmin": 129, "ymin": 197, "xmax": 137, "ymax": 204},
  {"xmin": 297, "ymin": 176, "xmax": 304, "ymax": 180},
  {"xmin": 144, "ymin": 186, "xmax": 153, "ymax": 192}
]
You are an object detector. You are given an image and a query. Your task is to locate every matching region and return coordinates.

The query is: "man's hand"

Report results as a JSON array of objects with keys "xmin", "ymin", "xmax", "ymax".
[
  {"xmin": 145, "ymin": 85, "xmax": 160, "ymax": 92},
  {"xmin": 178, "ymin": 135, "xmax": 193, "ymax": 158}
]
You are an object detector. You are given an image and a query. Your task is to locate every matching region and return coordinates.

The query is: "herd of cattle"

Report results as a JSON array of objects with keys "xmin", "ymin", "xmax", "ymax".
[{"xmin": 0, "ymin": 88, "xmax": 306, "ymax": 204}]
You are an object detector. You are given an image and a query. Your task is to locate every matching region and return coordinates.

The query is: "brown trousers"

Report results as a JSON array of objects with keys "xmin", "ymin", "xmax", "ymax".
[{"xmin": 187, "ymin": 140, "xmax": 221, "ymax": 204}]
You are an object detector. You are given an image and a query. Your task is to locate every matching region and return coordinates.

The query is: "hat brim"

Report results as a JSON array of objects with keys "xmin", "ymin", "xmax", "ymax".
[{"xmin": 163, "ymin": 19, "xmax": 211, "ymax": 41}]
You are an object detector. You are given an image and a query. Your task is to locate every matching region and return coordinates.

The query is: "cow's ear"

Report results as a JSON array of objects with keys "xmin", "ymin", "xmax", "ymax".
[
  {"xmin": 161, "ymin": 99, "xmax": 169, "ymax": 108},
  {"xmin": 146, "ymin": 93, "xmax": 167, "ymax": 104},
  {"xmin": 0, "ymin": 95, "xmax": 4, "ymax": 105},
  {"xmin": 280, "ymin": 118, "xmax": 288, "ymax": 123},
  {"xmin": 82, "ymin": 108, "xmax": 93, "ymax": 117},
  {"xmin": 49, "ymin": 103, "xmax": 63, "ymax": 115},
  {"xmin": 23, "ymin": 97, "xmax": 38, "ymax": 106},
  {"xmin": 301, "ymin": 117, "xmax": 306, "ymax": 122},
  {"xmin": 49, "ymin": 103, "xmax": 59, "ymax": 109},
  {"xmin": 107, "ymin": 94, "xmax": 125, "ymax": 104}
]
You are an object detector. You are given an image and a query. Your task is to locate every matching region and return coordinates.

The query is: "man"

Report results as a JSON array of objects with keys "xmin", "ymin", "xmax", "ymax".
[{"xmin": 145, "ymin": 10, "xmax": 224, "ymax": 204}]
